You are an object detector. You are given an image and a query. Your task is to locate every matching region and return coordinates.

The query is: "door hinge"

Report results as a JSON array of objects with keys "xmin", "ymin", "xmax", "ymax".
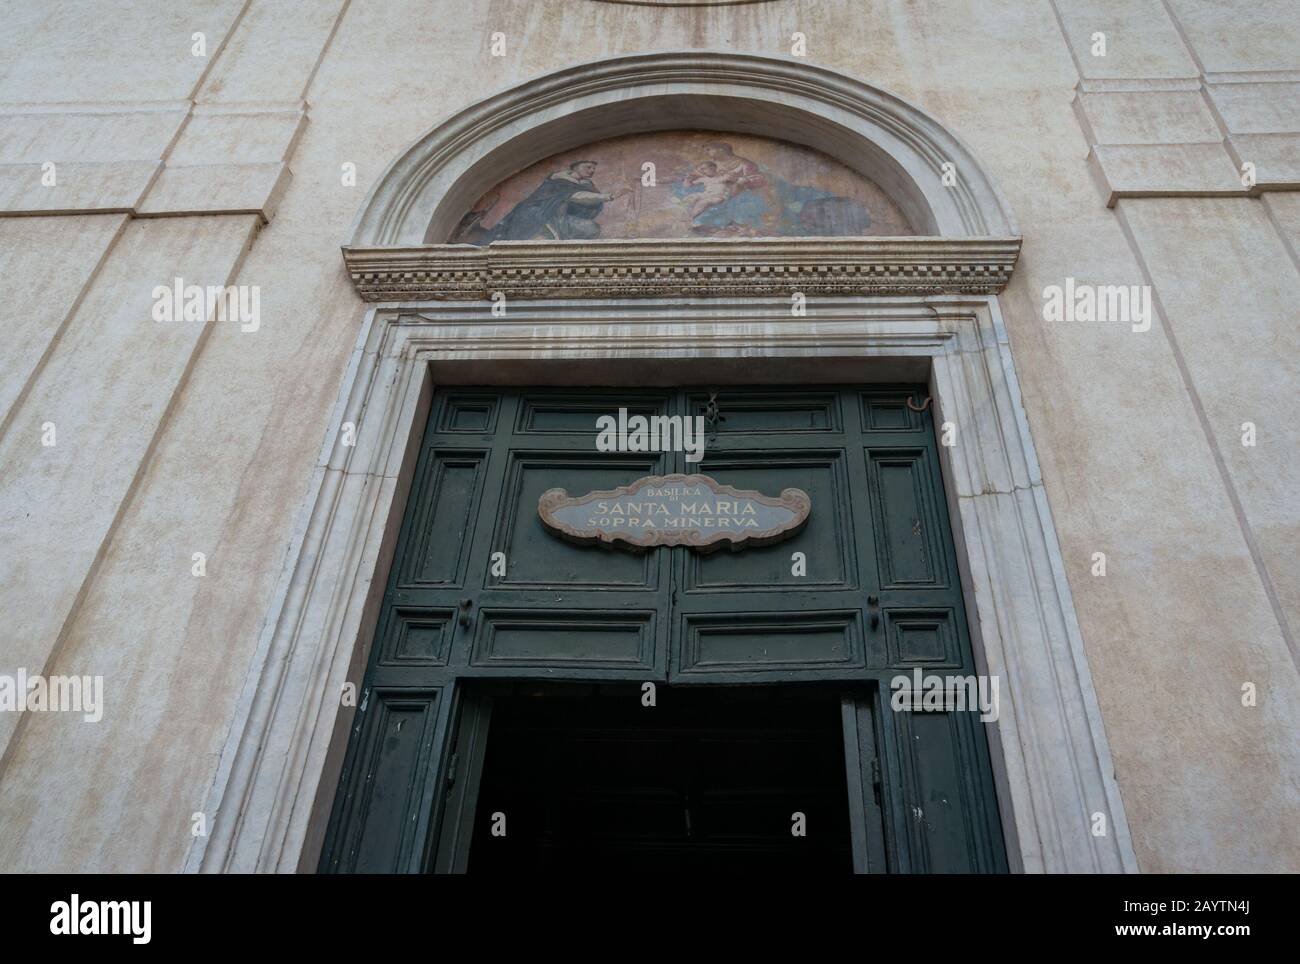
[
  {"xmin": 445, "ymin": 752, "xmax": 458, "ymax": 789},
  {"xmin": 870, "ymin": 757, "xmax": 882, "ymax": 806}
]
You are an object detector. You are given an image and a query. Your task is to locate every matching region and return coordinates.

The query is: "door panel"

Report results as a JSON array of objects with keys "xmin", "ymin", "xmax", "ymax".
[
  {"xmin": 676, "ymin": 609, "xmax": 865, "ymax": 675},
  {"xmin": 859, "ymin": 392, "xmax": 926, "ymax": 432},
  {"xmin": 669, "ymin": 390, "xmax": 873, "ymax": 684},
  {"xmin": 685, "ymin": 390, "xmax": 843, "ymax": 433},
  {"xmin": 841, "ymin": 693, "xmax": 889, "ymax": 873},
  {"xmin": 431, "ymin": 690, "xmax": 493, "ymax": 874},
  {"xmin": 893, "ymin": 706, "xmax": 1005, "ymax": 873},
  {"xmin": 399, "ymin": 450, "xmax": 488, "ymax": 588},
  {"xmin": 686, "ymin": 452, "xmax": 855, "ymax": 592},
  {"xmin": 436, "ymin": 392, "xmax": 502, "ymax": 433},
  {"xmin": 379, "ymin": 608, "xmax": 455, "ymax": 666},
  {"xmin": 883, "ymin": 608, "xmax": 962, "ymax": 668},
  {"xmin": 491, "ymin": 453, "xmax": 662, "ymax": 588},
  {"xmin": 469, "ymin": 608, "xmax": 657, "ymax": 670},
  {"xmin": 321, "ymin": 687, "xmax": 445, "ymax": 874},
  {"xmin": 517, "ymin": 392, "xmax": 666, "ymax": 434},
  {"xmin": 865, "ymin": 448, "xmax": 950, "ymax": 589}
]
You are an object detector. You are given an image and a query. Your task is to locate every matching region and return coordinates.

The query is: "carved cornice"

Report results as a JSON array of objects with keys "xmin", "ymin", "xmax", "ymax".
[{"xmin": 343, "ymin": 236, "xmax": 1021, "ymax": 301}]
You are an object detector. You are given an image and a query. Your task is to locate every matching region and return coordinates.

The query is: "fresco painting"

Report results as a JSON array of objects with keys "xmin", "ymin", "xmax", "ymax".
[{"xmin": 448, "ymin": 131, "xmax": 916, "ymax": 243}]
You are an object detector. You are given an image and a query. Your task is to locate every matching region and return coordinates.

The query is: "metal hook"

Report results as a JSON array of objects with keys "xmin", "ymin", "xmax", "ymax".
[
  {"xmin": 704, "ymin": 390, "xmax": 725, "ymax": 442},
  {"xmin": 906, "ymin": 394, "xmax": 933, "ymax": 412},
  {"xmin": 704, "ymin": 391, "xmax": 722, "ymax": 423}
]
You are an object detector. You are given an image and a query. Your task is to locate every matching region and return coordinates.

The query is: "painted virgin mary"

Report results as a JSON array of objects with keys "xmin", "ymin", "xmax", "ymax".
[{"xmin": 470, "ymin": 160, "xmax": 631, "ymax": 242}]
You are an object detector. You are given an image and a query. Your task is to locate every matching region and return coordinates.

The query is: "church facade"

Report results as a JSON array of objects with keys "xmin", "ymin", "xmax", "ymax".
[{"xmin": 0, "ymin": 0, "xmax": 1296, "ymax": 874}]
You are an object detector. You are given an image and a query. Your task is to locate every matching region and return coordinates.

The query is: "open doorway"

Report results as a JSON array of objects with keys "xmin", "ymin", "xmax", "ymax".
[{"xmin": 462, "ymin": 683, "xmax": 857, "ymax": 873}]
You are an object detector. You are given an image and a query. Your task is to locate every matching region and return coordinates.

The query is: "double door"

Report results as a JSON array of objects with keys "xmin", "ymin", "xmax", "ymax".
[{"xmin": 320, "ymin": 386, "xmax": 1007, "ymax": 873}]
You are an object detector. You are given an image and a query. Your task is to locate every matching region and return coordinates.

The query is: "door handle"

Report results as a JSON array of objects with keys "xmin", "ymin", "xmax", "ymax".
[
  {"xmin": 867, "ymin": 594, "xmax": 881, "ymax": 630},
  {"xmin": 458, "ymin": 598, "xmax": 473, "ymax": 628}
]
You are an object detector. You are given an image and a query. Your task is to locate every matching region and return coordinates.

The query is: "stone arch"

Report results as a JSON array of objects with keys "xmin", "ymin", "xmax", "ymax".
[{"xmin": 346, "ymin": 51, "xmax": 1018, "ymax": 249}]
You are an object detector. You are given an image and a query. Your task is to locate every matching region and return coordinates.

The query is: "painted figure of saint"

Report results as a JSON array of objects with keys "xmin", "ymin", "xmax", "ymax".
[{"xmin": 462, "ymin": 160, "xmax": 631, "ymax": 242}]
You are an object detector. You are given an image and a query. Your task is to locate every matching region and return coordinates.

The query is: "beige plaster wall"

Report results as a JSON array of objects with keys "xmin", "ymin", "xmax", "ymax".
[{"xmin": 0, "ymin": 0, "xmax": 1295, "ymax": 872}]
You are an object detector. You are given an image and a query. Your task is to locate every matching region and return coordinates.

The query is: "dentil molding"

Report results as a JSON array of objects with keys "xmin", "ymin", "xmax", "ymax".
[{"xmin": 343, "ymin": 236, "xmax": 1022, "ymax": 301}]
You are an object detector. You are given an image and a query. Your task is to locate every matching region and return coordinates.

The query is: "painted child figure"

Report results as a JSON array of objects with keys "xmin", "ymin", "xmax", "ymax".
[{"xmin": 682, "ymin": 160, "xmax": 739, "ymax": 219}]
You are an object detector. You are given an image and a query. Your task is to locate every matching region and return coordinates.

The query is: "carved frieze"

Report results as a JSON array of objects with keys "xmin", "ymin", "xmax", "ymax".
[{"xmin": 343, "ymin": 236, "xmax": 1021, "ymax": 301}]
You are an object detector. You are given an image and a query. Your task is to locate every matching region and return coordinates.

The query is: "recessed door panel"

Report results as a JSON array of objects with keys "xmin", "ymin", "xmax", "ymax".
[
  {"xmin": 685, "ymin": 391, "xmax": 841, "ymax": 433},
  {"xmin": 517, "ymin": 393, "xmax": 667, "ymax": 434},
  {"xmin": 860, "ymin": 391, "xmax": 924, "ymax": 432},
  {"xmin": 895, "ymin": 707, "xmax": 1001, "ymax": 874},
  {"xmin": 687, "ymin": 452, "xmax": 854, "ymax": 592},
  {"xmin": 378, "ymin": 608, "xmax": 455, "ymax": 666},
  {"xmin": 884, "ymin": 608, "xmax": 961, "ymax": 669},
  {"xmin": 492, "ymin": 453, "xmax": 665, "ymax": 588},
  {"xmin": 679, "ymin": 611, "xmax": 863, "ymax": 674},
  {"xmin": 436, "ymin": 393, "xmax": 501, "ymax": 434},
  {"xmin": 866, "ymin": 448, "xmax": 949, "ymax": 589},
  {"xmin": 400, "ymin": 450, "xmax": 488, "ymax": 588},
  {"xmin": 325, "ymin": 688, "xmax": 443, "ymax": 874},
  {"xmin": 471, "ymin": 609, "xmax": 656, "ymax": 670}
]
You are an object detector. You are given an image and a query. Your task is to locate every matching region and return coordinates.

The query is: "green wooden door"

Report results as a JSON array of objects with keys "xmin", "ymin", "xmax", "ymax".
[{"xmin": 320, "ymin": 387, "xmax": 1007, "ymax": 873}]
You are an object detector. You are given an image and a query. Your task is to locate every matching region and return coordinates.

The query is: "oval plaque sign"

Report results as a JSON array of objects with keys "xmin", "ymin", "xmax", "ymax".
[{"xmin": 538, "ymin": 473, "xmax": 810, "ymax": 553}]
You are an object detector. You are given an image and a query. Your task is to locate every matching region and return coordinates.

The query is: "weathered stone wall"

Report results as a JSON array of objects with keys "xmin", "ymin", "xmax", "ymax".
[{"xmin": 0, "ymin": 0, "xmax": 1295, "ymax": 872}]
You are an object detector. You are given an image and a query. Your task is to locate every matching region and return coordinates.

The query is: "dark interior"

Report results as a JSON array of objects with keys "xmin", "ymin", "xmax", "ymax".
[{"xmin": 467, "ymin": 683, "xmax": 854, "ymax": 873}]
